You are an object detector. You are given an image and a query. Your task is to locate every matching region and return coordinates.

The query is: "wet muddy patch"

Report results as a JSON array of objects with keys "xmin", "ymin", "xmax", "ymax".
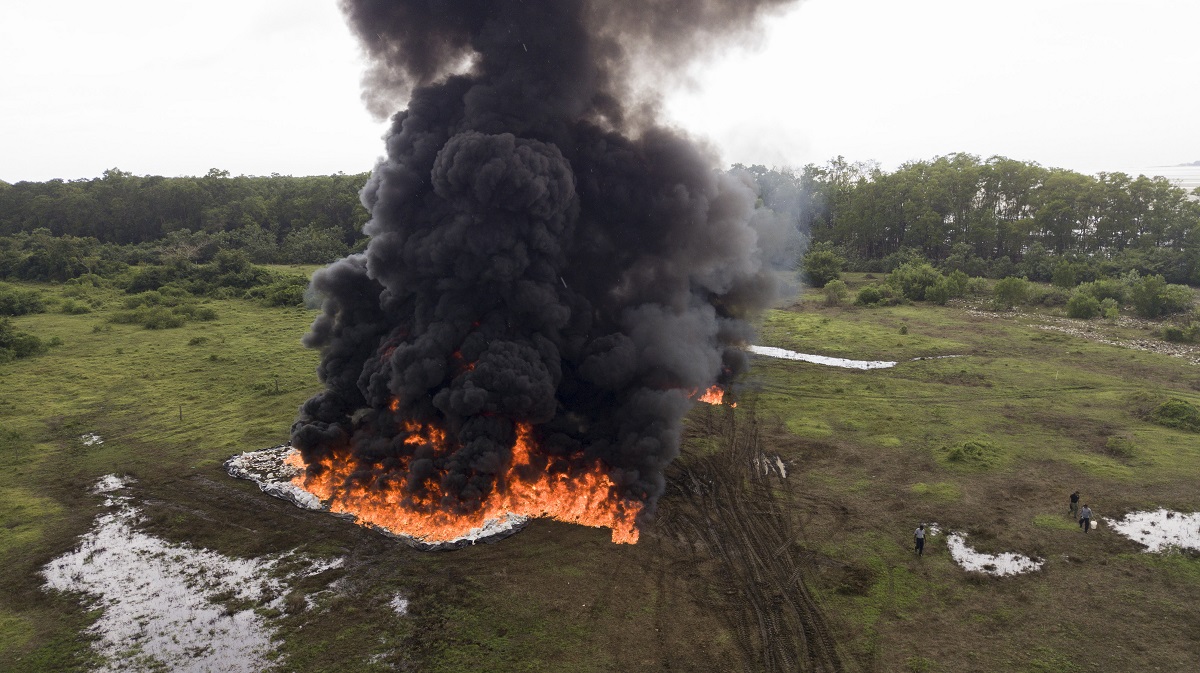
[{"xmin": 42, "ymin": 475, "xmax": 344, "ymax": 673}]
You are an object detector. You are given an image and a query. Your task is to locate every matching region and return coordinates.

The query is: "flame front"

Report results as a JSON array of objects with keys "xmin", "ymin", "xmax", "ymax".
[
  {"xmin": 695, "ymin": 385, "xmax": 736, "ymax": 407},
  {"xmin": 287, "ymin": 422, "xmax": 642, "ymax": 544}
]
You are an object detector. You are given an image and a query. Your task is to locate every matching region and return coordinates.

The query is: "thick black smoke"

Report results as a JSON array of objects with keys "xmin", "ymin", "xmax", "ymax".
[{"xmin": 291, "ymin": 0, "xmax": 800, "ymax": 522}]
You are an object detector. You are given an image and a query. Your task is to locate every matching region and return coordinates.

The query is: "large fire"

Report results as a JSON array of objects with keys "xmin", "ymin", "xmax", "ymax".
[{"xmin": 286, "ymin": 419, "xmax": 642, "ymax": 545}]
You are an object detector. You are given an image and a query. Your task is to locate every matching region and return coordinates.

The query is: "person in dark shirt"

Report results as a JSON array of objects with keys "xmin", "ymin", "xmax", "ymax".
[{"xmin": 1069, "ymin": 491, "xmax": 1080, "ymax": 519}]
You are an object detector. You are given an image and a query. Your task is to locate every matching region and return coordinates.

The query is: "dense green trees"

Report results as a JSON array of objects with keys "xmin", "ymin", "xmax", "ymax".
[
  {"xmin": 0, "ymin": 169, "xmax": 370, "ymax": 259},
  {"xmin": 743, "ymin": 154, "xmax": 1200, "ymax": 287}
]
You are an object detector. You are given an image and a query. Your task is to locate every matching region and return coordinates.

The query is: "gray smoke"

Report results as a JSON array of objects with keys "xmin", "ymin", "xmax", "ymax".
[{"xmin": 291, "ymin": 0, "xmax": 800, "ymax": 524}]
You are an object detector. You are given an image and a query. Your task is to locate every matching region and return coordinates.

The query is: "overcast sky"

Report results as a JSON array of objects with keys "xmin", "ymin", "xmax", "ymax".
[{"xmin": 1, "ymin": 0, "xmax": 1197, "ymax": 184}]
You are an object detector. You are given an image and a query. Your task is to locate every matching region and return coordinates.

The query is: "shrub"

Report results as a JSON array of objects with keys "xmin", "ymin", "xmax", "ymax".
[
  {"xmin": 888, "ymin": 262, "xmax": 943, "ymax": 301},
  {"xmin": 1031, "ymin": 285, "xmax": 1069, "ymax": 307},
  {"xmin": 941, "ymin": 440, "xmax": 999, "ymax": 467},
  {"xmin": 59, "ymin": 299, "xmax": 92, "ymax": 315},
  {"xmin": 854, "ymin": 283, "xmax": 904, "ymax": 307},
  {"xmin": 1077, "ymin": 277, "xmax": 1126, "ymax": 304},
  {"xmin": 0, "ymin": 317, "xmax": 50, "ymax": 362},
  {"xmin": 0, "ymin": 285, "xmax": 46, "ymax": 316},
  {"xmin": 801, "ymin": 244, "xmax": 845, "ymax": 289},
  {"xmin": 1129, "ymin": 274, "xmax": 1181, "ymax": 318},
  {"xmin": 1148, "ymin": 398, "xmax": 1200, "ymax": 432},
  {"xmin": 1066, "ymin": 293, "xmax": 1101, "ymax": 319},
  {"xmin": 1161, "ymin": 322, "xmax": 1200, "ymax": 344},
  {"xmin": 823, "ymin": 279, "xmax": 848, "ymax": 307},
  {"xmin": 246, "ymin": 276, "xmax": 309, "ymax": 308},
  {"xmin": 1104, "ymin": 436, "xmax": 1137, "ymax": 462},
  {"xmin": 1100, "ymin": 297, "xmax": 1119, "ymax": 320},
  {"xmin": 991, "ymin": 276, "xmax": 1030, "ymax": 310}
]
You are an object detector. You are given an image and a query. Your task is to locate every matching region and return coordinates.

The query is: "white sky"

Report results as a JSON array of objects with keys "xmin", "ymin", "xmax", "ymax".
[{"xmin": 1, "ymin": 0, "xmax": 1197, "ymax": 183}]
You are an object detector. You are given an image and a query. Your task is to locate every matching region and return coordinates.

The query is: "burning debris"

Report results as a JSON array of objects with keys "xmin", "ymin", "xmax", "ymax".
[
  {"xmin": 287, "ymin": 0, "xmax": 799, "ymax": 546},
  {"xmin": 227, "ymin": 446, "xmax": 531, "ymax": 549}
]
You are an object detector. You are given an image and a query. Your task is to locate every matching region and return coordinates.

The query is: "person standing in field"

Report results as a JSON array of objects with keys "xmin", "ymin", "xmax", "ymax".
[
  {"xmin": 1069, "ymin": 491, "xmax": 1080, "ymax": 519},
  {"xmin": 914, "ymin": 524, "xmax": 926, "ymax": 555},
  {"xmin": 1079, "ymin": 504, "xmax": 1093, "ymax": 533}
]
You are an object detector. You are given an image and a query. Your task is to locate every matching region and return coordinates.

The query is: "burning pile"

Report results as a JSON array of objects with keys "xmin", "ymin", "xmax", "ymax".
[{"xmin": 287, "ymin": 0, "xmax": 797, "ymax": 546}]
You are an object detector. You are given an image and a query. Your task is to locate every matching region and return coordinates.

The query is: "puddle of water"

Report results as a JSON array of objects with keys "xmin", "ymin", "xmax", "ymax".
[
  {"xmin": 43, "ymin": 475, "xmax": 343, "ymax": 673},
  {"xmin": 1108, "ymin": 509, "xmax": 1200, "ymax": 552},
  {"xmin": 226, "ymin": 446, "xmax": 529, "ymax": 550},
  {"xmin": 944, "ymin": 532, "xmax": 1043, "ymax": 576},
  {"xmin": 747, "ymin": 345, "xmax": 897, "ymax": 370},
  {"xmin": 91, "ymin": 474, "xmax": 133, "ymax": 494}
]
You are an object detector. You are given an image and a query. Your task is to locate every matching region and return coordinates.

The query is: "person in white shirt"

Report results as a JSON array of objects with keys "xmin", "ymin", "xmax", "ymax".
[{"xmin": 914, "ymin": 524, "xmax": 926, "ymax": 555}]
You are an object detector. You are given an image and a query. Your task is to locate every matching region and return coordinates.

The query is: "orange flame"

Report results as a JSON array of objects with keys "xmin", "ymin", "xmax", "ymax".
[
  {"xmin": 288, "ymin": 423, "xmax": 641, "ymax": 545},
  {"xmin": 695, "ymin": 385, "xmax": 736, "ymax": 407}
]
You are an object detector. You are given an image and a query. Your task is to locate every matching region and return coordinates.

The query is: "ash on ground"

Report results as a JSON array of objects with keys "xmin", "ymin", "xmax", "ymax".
[{"xmin": 225, "ymin": 445, "xmax": 529, "ymax": 551}]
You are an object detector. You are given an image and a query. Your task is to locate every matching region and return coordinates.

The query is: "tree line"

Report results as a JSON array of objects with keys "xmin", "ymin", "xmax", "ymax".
[
  {"xmin": 742, "ymin": 153, "xmax": 1200, "ymax": 286},
  {"xmin": 0, "ymin": 168, "xmax": 370, "ymax": 263}
]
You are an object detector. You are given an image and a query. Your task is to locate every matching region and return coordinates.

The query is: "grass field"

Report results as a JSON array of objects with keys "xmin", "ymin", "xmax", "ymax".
[{"xmin": 1, "ymin": 275, "xmax": 1198, "ymax": 672}]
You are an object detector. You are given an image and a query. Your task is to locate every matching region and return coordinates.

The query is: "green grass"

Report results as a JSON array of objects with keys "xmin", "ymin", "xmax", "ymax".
[
  {"xmin": 749, "ymin": 297, "xmax": 1200, "ymax": 672},
  {"xmin": 4, "ymin": 280, "xmax": 1200, "ymax": 672},
  {"xmin": 0, "ymin": 281, "xmax": 738, "ymax": 672}
]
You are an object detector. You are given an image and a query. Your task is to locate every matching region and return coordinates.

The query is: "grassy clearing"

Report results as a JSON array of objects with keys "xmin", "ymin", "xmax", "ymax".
[
  {"xmin": 3, "ymin": 276, "xmax": 1200, "ymax": 671},
  {"xmin": 744, "ymin": 292, "xmax": 1200, "ymax": 672},
  {"xmin": 0, "ymin": 281, "xmax": 735, "ymax": 672}
]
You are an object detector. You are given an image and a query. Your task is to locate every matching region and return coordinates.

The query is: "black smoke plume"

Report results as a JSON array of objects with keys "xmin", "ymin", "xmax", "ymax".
[{"xmin": 291, "ymin": 0, "xmax": 800, "ymax": 525}]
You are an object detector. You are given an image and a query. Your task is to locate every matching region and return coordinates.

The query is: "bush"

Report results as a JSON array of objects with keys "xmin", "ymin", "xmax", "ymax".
[
  {"xmin": 1100, "ymin": 297, "xmax": 1120, "ymax": 320},
  {"xmin": 1161, "ymin": 322, "xmax": 1200, "ymax": 343},
  {"xmin": 1077, "ymin": 277, "xmax": 1126, "ymax": 304},
  {"xmin": 924, "ymin": 276, "xmax": 955, "ymax": 305},
  {"xmin": 854, "ymin": 283, "xmax": 904, "ymax": 307},
  {"xmin": 0, "ymin": 317, "xmax": 50, "ymax": 362},
  {"xmin": 801, "ymin": 244, "xmax": 845, "ymax": 289},
  {"xmin": 1129, "ymin": 274, "xmax": 1193, "ymax": 318},
  {"xmin": 1030, "ymin": 285, "xmax": 1069, "ymax": 307},
  {"xmin": 59, "ymin": 299, "xmax": 92, "ymax": 315},
  {"xmin": 888, "ymin": 262, "xmax": 943, "ymax": 301},
  {"xmin": 108, "ymin": 291, "xmax": 215, "ymax": 328},
  {"xmin": 823, "ymin": 279, "xmax": 849, "ymax": 307},
  {"xmin": 991, "ymin": 276, "xmax": 1030, "ymax": 310},
  {"xmin": 1104, "ymin": 436, "xmax": 1137, "ymax": 462},
  {"xmin": 0, "ymin": 285, "xmax": 46, "ymax": 316},
  {"xmin": 246, "ymin": 276, "xmax": 309, "ymax": 308},
  {"xmin": 1066, "ymin": 293, "xmax": 1101, "ymax": 319},
  {"xmin": 941, "ymin": 440, "xmax": 999, "ymax": 467},
  {"xmin": 1148, "ymin": 398, "xmax": 1200, "ymax": 432}
]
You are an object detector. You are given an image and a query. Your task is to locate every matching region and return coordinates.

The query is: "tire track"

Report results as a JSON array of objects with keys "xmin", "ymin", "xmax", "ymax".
[{"xmin": 659, "ymin": 404, "xmax": 849, "ymax": 673}]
